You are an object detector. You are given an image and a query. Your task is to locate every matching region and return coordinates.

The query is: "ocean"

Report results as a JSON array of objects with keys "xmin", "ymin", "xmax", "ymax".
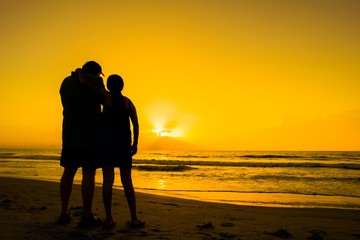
[{"xmin": 0, "ymin": 149, "xmax": 359, "ymax": 210}]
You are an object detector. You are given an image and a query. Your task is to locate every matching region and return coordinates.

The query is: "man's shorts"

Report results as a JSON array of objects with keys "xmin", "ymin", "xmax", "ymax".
[{"xmin": 60, "ymin": 147, "xmax": 100, "ymax": 170}]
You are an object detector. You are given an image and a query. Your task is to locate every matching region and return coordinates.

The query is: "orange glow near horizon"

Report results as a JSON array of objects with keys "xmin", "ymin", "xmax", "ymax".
[{"xmin": 0, "ymin": 1, "xmax": 359, "ymax": 150}]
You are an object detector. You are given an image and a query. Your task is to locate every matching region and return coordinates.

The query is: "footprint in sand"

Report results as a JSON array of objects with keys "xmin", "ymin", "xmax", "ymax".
[
  {"xmin": 196, "ymin": 222, "xmax": 214, "ymax": 230},
  {"xmin": 0, "ymin": 199, "xmax": 17, "ymax": 209},
  {"xmin": 307, "ymin": 229, "xmax": 327, "ymax": 240},
  {"xmin": 218, "ymin": 232, "xmax": 237, "ymax": 239},
  {"xmin": 264, "ymin": 228, "xmax": 292, "ymax": 238},
  {"xmin": 221, "ymin": 222, "xmax": 235, "ymax": 227}
]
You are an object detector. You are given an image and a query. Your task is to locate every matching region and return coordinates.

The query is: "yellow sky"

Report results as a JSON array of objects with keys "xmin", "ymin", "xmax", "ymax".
[{"xmin": 0, "ymin": 0, "xmax": 359, "ymax": 150}]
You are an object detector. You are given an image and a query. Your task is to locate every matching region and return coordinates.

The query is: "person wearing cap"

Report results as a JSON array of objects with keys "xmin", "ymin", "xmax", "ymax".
[{"xmin": 58, "ymin": 61, "xmax": 105, "ymax": 226}]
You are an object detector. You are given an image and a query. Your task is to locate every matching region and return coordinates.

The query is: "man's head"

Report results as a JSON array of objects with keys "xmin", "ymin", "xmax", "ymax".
[{"xmin": 82, "ymin": 61, "xmax": 104, "ymax": 76}]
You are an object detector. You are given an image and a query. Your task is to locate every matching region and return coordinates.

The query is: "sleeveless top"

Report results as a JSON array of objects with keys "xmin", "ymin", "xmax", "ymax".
[{"xmin": 100, "ymin": 94, "xmax": 132, "ymax": 150}]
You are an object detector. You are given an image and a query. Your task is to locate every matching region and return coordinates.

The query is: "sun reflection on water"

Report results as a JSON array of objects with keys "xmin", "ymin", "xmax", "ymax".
[{"xmin": 157, "ymin": 178, "xmax": 167, "ymax": 190}]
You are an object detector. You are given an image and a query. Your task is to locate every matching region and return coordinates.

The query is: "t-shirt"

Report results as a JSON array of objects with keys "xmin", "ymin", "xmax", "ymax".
[{"xmin": 60, "ymin": 72, "xmax": 105, "ymax": 148}]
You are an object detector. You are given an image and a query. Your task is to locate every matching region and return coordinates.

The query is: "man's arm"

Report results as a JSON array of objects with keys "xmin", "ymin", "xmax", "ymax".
[{"xmin": 76, "ymin": 68, "xmax": 111, "ymax": 106}]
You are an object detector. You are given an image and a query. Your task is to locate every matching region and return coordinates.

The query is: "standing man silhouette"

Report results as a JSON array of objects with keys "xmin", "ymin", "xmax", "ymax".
[{"xmin": 58, "ymin": 61, "xmax": 104, "ymax": 227}]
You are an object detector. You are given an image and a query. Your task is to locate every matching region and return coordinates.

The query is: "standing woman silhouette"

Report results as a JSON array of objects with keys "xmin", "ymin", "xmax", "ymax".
[{"xmin": 77, "ymin": 69, "xmax": 145, "ymax": 229}]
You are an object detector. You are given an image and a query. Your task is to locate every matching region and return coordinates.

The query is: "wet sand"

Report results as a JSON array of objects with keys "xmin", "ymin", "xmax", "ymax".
[{"xmin": 0, "ymin": 177, "xmax": 359, "ymax": 240}]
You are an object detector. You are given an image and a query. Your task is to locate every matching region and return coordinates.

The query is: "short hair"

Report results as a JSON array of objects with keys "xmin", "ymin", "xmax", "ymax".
[{"xmin": 107, "ymin": 74, "xmax": 124, "ymax": 92}]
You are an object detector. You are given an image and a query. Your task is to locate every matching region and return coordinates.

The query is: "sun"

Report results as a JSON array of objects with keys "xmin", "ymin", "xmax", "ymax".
[
  {"xmin": 146, "ymin": 101, "xmax": 192, "ymax": 139},
  {"xmin": 152, "ymin": 128, "xmax": 174, "ymax": 137}
]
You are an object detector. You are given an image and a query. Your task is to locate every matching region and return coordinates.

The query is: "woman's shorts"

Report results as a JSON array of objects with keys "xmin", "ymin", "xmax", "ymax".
[{"xmin": 100, "ymin": 146, "xmax": 132, "ymax": 169}]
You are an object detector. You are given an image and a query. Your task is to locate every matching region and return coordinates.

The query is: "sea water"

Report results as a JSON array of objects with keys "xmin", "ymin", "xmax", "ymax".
[{"xmin": 0, "ymin": 149, "xmax": 359, "ymax": 209}]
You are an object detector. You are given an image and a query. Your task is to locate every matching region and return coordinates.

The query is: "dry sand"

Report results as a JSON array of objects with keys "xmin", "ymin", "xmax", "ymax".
[{"xmin": 0, "ymin": 177, "xmax": 359, "ymax": 240}]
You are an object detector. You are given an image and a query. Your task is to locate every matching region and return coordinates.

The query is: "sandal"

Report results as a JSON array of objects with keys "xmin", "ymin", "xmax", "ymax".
[
  {"xmin": 78, "ymin": 213, "xmax": 103, "ymax": 228},
  {"xmin": 57, "ymin": 212, "xmax": 71, "ymax": 225},
  {"xmin": 127, "ymin": 219, "xmax": 145, "ymax": 228}
]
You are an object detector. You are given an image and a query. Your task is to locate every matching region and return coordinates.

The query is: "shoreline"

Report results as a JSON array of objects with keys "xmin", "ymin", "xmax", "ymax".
[
  {"xmin": 1, "ymin": 177, "xmax": 360, "ymax": 239},
  {"xmin": 132, "ymin": 188, "xmax": 360, "ymax": 210},
  {"xmin": 3, "ymin": 174, "xmax": 360, "ymax": 211}
]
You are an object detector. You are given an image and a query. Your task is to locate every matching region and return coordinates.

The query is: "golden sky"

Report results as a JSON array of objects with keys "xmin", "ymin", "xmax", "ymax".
[{"xmin": 0, "ymin": 0, "xmax": 359, "ymax": 150}]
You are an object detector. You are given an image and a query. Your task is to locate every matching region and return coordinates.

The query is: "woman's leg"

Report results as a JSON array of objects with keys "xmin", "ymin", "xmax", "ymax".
[{"xmin": 120, "ymin": 168, "xmax": 138, "ymax": 221}]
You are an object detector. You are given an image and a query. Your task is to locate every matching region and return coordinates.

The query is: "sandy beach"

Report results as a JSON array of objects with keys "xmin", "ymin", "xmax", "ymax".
[{"xmin": 0, "ymin": 177, "xmax": 359, "ymax": 240}]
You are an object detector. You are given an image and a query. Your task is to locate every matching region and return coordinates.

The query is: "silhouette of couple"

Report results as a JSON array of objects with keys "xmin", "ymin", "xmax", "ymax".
[{"xmin": 58, "ymin": 61, "xmax": 144, "ymax": 229}]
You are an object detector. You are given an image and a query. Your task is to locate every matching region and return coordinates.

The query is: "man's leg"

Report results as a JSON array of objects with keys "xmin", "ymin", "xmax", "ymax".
[
  {"xmin": 81, "ymin": 169, "xmax": 96, "ymax": 217},
  {"xmin": 102, "ymin": 167, "xmax": 115, "ymax": 221},
  {"xmin": 102, "ymin": 167, "xmax": 116, "ymax": 228},
  {"xmin": 60, "ymin": 168, "xmax": 77, "ymax": 215}
]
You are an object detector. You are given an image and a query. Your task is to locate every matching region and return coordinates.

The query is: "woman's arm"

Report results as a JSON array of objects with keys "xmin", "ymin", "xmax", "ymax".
[
  {"xmin": 76, "ymin": 68, "xmax": 112, "ymax": 106},
  {"xmin": 129, "ymin": 100, "xmax": 139, "ymax": 156}
]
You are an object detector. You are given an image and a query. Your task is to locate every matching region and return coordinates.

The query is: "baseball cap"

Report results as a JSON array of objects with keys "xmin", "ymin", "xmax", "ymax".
[{"xmin": 82, "ymin": 61, "xmax": 104, "ymax": 76}]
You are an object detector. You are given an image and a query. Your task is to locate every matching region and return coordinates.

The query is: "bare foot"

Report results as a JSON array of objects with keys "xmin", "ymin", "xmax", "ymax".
[
  {"xmin": 128, "ymin": 219, "xmax": 145, "ymax": 228},
  {"xmin": 103, "ymin": 218, "xmax": 116, "ymax": 229}
]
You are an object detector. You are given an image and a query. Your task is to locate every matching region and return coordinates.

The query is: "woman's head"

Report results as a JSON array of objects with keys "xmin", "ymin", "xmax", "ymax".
[{"xmin": 106, "ymin": 74, "xmax": 124, "ymax": 93}]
